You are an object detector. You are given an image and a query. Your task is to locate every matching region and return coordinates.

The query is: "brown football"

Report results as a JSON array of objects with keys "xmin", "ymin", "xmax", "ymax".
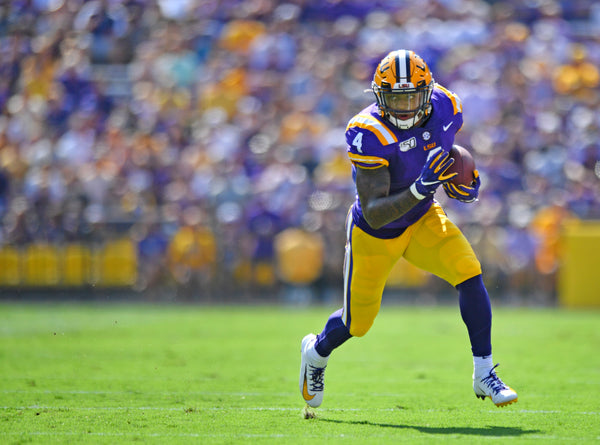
[{"xmin": 447, "ymin": 144, "xmax": 476, "ymax": 186}]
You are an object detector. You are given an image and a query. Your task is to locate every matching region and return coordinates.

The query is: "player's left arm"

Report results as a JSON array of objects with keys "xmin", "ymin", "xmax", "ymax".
[
  {"xmin": 443, "ymin": 124, "xmax": 482, "ymax": 203},
  {"xmin": 443, "ymin": 171, "xmax": 481, "ymax": 203},
  {"xmin": 437, "ymin": 85, "xmax": 481, "ymax": 203}
]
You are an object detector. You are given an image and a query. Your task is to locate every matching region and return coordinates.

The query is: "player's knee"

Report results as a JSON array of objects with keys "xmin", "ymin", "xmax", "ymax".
[
  {"xmin": 452, "ymin": 257, "xmax": 482, "ymax": 285},
  {"xmin": 349, "ymin": 321, "xmax": 372, "ymax": 337}
]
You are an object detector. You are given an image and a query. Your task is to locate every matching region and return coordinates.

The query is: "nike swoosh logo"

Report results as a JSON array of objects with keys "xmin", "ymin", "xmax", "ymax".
[
  {"xmin": 420, "ymin": 180, "xmax": 439, "ymax": 186},
  {"xmin": 443, "ymin": 122, "xmax": 453, "ymax": 131},
  {"xmin": 302, "ymin": 366, "xmax": 315, "ymax": 401}
]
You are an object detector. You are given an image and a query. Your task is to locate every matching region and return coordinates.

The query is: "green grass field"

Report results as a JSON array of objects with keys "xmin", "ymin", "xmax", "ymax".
[{"xmin": 1, "ymin": 302, "xmax": 598, "ymax": 444}]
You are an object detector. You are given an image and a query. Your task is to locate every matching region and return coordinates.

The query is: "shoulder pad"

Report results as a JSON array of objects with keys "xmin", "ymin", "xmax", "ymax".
[
  {"xmin": 346, "ymin": 114, "xmax": 398, "ymax": 146},
  {"xmin": 434, "ymin": 84, "xmax": 463, "ymax": 115}
]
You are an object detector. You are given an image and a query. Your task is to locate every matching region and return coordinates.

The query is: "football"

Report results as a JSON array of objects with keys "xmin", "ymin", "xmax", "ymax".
[{"xmin": 448, "ymin": 144, "xmax": 476, "ymax": 186}]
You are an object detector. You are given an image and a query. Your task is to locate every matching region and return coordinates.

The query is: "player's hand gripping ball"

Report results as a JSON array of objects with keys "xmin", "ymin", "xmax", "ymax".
[
  {"xmin": 443, "ymin": 144, "xmax": 481, "ymax": 203},
  {"xmin": 410, "ymin": 147, "xmax": 457, "ymax": 200}
]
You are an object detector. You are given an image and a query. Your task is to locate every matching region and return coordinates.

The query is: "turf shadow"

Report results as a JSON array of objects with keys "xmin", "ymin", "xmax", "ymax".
[{"xmin": 317, "ymin": 418, "xmax": 540, "ymax": 437}]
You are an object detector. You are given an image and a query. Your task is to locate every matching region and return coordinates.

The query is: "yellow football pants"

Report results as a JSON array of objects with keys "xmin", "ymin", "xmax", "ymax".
[{"xmin": 342, "ymin": 203, "xmax": 482, "ymax": 337}]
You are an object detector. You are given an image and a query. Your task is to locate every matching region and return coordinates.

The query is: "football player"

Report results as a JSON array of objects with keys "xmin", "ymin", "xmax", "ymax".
[{"xmin": 299, "ymin": 50, "xmax": 517, "ymax": 408}]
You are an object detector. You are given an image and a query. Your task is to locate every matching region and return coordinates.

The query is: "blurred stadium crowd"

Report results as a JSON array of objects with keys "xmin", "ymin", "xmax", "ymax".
[{"xmin": 0, "ymin": 0, "xmax": 598, "ymax": 302}]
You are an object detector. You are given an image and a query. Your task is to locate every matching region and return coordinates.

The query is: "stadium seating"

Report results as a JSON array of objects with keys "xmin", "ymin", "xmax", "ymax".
[
  {"xmin": 22, "ymin": 244, "xmax": 60, "ymax": 287},
  {"xmin": 63, "ymin": 244, "xmax": 93, "ymax": 287},
  {"xmin": 0, "ymin": 246, "xmax": 21, "ymax": 286},
  {"xmin": 275, "ymin": 228, "xmax": 324, "ymax": 285},
  {"xmin": 95, "ymin": 239, "xmax": 138, "ymax": 287}
]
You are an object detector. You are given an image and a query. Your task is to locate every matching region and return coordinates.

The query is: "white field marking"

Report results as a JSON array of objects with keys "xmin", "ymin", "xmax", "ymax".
[
  {"xmin": 0, "ymin": 432, "xmax": 292, "ymax": 438},
  {"xmin": 0, "ymin": 390, "xmax": 295, "ymax": 396},
  {"xmin": 492, "ymin": 409, "xmax": 599, "ymax": 415},
  {"xmin": 2, "ymin": 406, "xmax": 599, "ymax": 416},
  {"xmin": 0, "ymin": 431, "xmax": 586, "ymax": 441},
  {"xmin": 2, "ymin": 406, "xmax": 367, "ymax": 412},
  {"xmin": 422, "ymin": 408, "xmax": 599, "ymax": 415},
  {"xmin": 2, "ymin": 406, "xmax": 302, "ymax": 411},
  {"xmin": 0, "ymin": 389, "xmax": 411, "ymax": 398}
]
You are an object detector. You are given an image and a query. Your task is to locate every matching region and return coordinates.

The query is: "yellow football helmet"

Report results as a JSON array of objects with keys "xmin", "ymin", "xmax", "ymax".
[{"xmin": 372, "ymin": 50, "xmax": 435, "ymax": 130}]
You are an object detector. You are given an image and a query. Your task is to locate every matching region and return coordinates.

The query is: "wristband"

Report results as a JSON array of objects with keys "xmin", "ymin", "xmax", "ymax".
[{"xmin": 410, "ymin": 182, "xmax": 426, "ymax": 200}]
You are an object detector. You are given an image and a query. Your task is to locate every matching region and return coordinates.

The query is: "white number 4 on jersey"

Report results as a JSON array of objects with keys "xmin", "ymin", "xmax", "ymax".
[{"xmin": 352, "ymin": 132, "xmax": 363, "ymax": 153}]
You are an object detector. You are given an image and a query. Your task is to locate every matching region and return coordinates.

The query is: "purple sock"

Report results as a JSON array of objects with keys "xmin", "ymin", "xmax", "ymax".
[
  {"xmin": 457, "ymin": 274, "xmax": 492, "ymax": 357},
  {"xmin": 314, "ymin": 308, "xmax": 352, "ymax": 357}
]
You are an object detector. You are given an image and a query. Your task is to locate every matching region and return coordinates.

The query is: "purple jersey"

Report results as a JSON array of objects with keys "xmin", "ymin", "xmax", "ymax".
[{"xmin": 346, "ymin": 84, "xmax": 463, "ymax": 239}]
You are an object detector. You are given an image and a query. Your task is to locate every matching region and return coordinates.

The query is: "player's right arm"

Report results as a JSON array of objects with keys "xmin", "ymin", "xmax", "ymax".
[
  {"xmin": 346, "ymin": 113, "xmax": 455, "ymax": 229},
  {"xmin": 346, "ymin": 114, "xmax": 421, "ymax": 229},
  {"xmin": 355, "ymin": 166, "xmax": 421, "ymax": 230},
  {"xmin": 355, "ymin": 147, "xmax": 457, "ymax": 229}
]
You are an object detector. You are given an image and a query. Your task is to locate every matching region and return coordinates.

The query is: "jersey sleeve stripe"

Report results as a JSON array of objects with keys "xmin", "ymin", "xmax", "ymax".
[
  {"xmin": 347, "ymin": 152, "xmax": 389, "ymax": 167},
  {"xmin": 435, "ymin": 84, "xmax": 462, "ymax": 115},
  {"xmin": 346, "ymin": 114, "xmax": 398, "ymax": 145}
]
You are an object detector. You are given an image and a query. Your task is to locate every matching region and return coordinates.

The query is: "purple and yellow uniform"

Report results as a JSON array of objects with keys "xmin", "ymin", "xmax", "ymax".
[
  {"xmin": 341, "ymin": 85, "xmax": 481, "ymax": 336},
  {"xmin": 301, "ymin": 51, "xmax": 515, "ymax": 411},
  {"xmin": 347, "ymin": 85, "xmax": 463, "ymax": 238}
]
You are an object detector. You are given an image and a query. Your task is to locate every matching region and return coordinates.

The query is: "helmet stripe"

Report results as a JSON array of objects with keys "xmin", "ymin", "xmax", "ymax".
[{"xmin": 396, "ymin": 49, "xmax": 410, "ymax": 84}]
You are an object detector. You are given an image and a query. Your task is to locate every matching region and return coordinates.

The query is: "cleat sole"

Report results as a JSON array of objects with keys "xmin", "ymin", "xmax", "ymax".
[
  {"xmin": 474, "ymin": 392, "xmax": 518, "ymax": 407},
  {"xmin": 495, "ymin": 397, "xmax": 518, "ymax": 407}
]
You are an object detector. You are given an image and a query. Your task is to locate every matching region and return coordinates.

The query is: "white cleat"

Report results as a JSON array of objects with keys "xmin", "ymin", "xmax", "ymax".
[
  {"xmin": 473, "ymin": 363, "xmax": 518, "ymax": 407},
  {"xmin": 299, "ymin": 334, "xmax": 327, "ymax": 408}
]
